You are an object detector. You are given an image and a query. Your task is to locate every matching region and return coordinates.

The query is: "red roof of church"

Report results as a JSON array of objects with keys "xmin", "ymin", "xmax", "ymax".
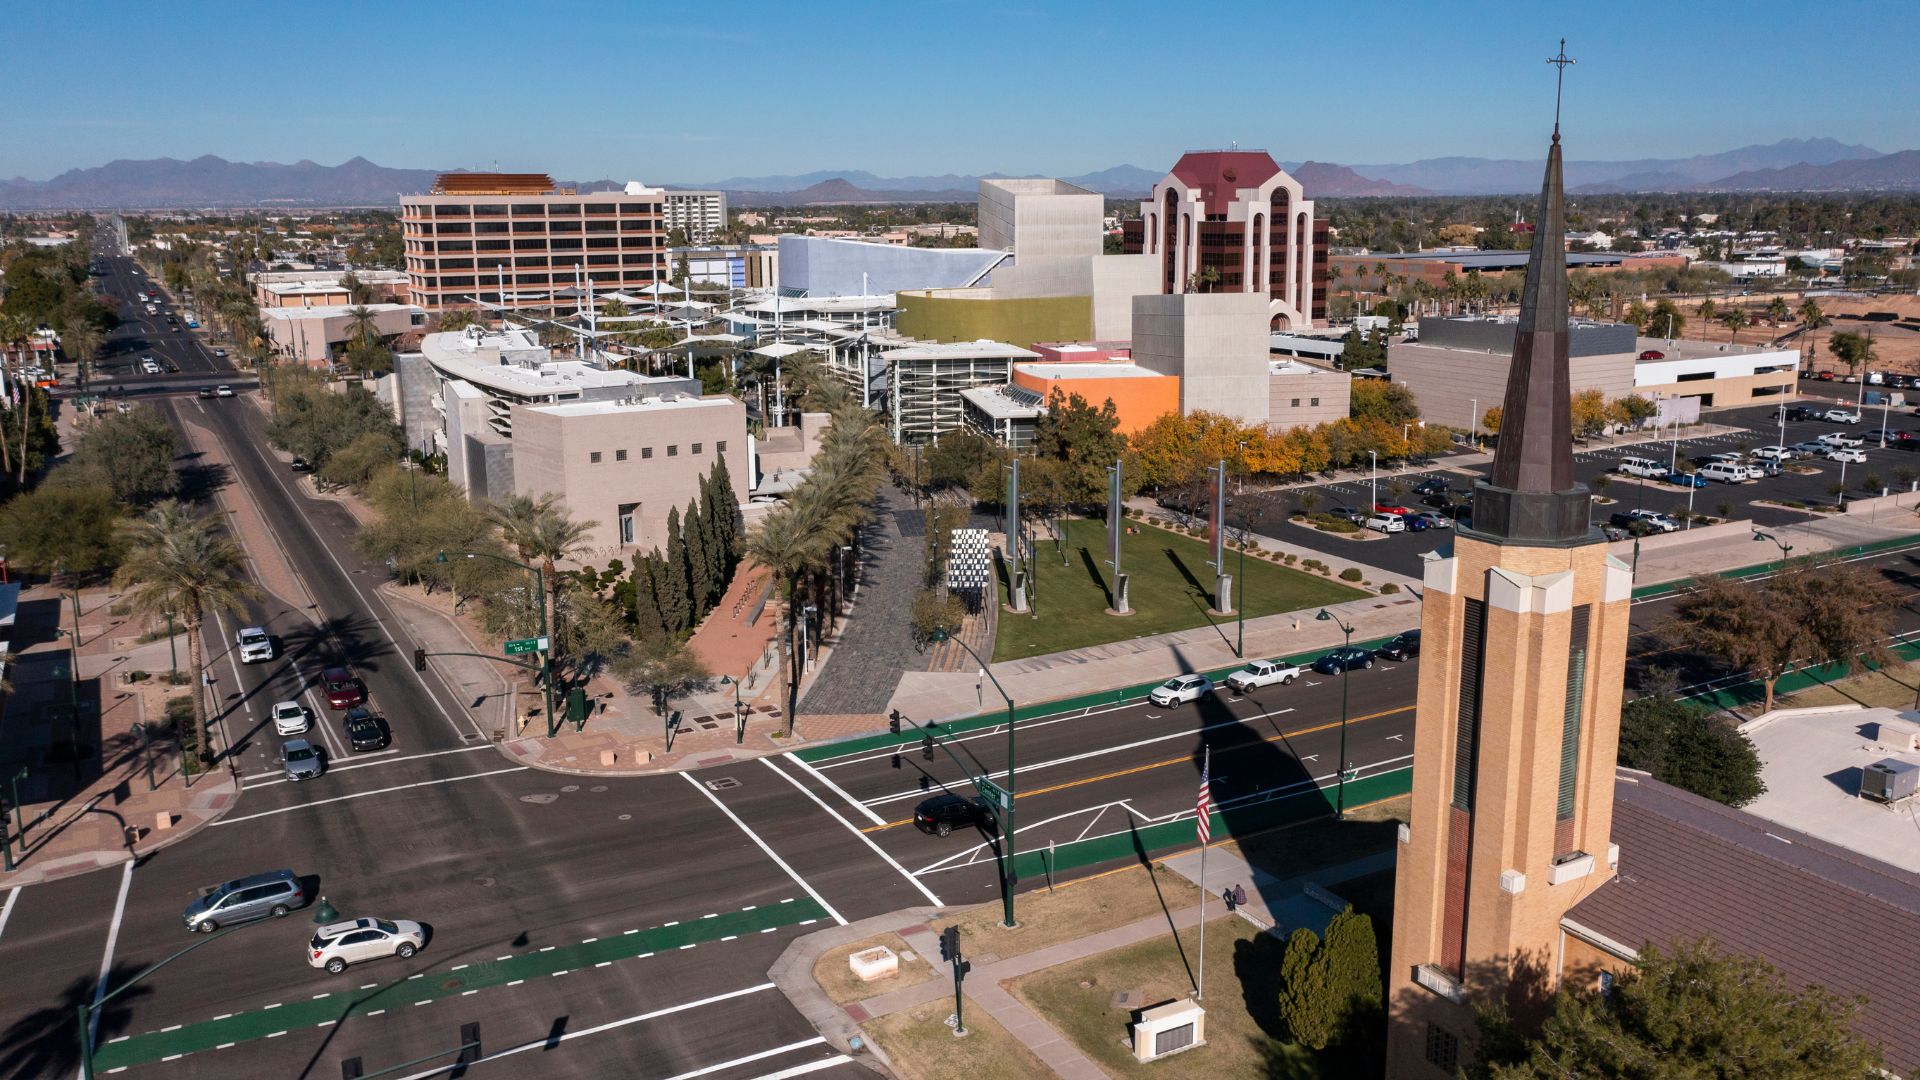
[{"xmin": 1168, "ymin": 151, "xmax": 1283, "ymax": 214}]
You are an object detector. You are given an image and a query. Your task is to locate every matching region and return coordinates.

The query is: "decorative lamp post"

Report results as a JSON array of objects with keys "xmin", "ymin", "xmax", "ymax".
[{"xmin": 1316, "ymin": 609, "xmax": 1357, "ymax": 820}]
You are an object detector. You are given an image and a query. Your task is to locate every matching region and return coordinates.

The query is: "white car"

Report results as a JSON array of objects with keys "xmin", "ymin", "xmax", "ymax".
[
  {"xmin": 1827, "ymin": 448, "xmax": 1868, "ymax": 464},
  {"xmin": 270, "ymin": 700, "xmax": 311, "ymax": 736},
  {"xmin": 308, "ymin": 917, "xmax": 426, "ymax": 974},
  {"xmin": 1817, "ymin": 431, "xmax": 1865, "ymax": 449},
  {"xmin": 1364, "ymin": 513, "xmax": 1406, "ymax": 533},
  {"xmin": 1148, "ymin": 674, "xmax": 1214, "ymax": 708},
  {"xmin": 235, "ymin": 626, "xmax": 274, "ymax": 663},
  {"xmin": 215, "ymin": 385, "xmax": 235, "ymax": 397},
  {"xmin": 1225, "ymin": 659, "xmax": 1302, "ymax": 692},
  {"xmin": 1749, "ymin": 445, "xmax": 1794, "ymax": 462},
  {"xmin": 1822, "ymin": 409, "xmax": 1862, "ymax": 424},
  {"xmin": 1626, "ymin": 509, "xmax": 1680, "ymax": 533}
]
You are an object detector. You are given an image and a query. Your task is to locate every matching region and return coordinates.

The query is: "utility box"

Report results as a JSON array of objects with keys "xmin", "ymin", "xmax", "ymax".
[
  {"xmin": 1875, "ymin": 717, "xmax": 1920, "ymax": 753},
  {"xmin": 849, "ymin": 946, "xmax": 898, "ymax": 983},
  {"xmin": 1859, "ymin": 759, "xmax": 1920, "ymax": 804},
  {"xmin": 1132, "ymin": 999, "xmax": 1206, "ymax": 1062}
]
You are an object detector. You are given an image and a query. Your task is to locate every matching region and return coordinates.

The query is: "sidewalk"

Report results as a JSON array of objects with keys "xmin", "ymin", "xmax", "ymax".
[
  {"xmin": 0, "ymin": 580, "xmax": 239, "ymax": 888},
  {"xmin": 768, "ymin": 847, "xmax": 1395, "ymax": 1078}
]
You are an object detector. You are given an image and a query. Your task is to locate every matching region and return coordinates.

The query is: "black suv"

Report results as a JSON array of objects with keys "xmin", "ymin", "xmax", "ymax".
[
  {"xmin": 342, "ymin": 707, "xmax": 390, "ymax": 752},
  {"xmin": 1412, "ymin": 476, "xmax": 1452, "ymax": 497},
  {"xmin": 1786, "ymin": 405, "xmax": 1821, "ymax": 422},
  {"xmin": 1377, "ymin": 630, "xmax": 1421, "ymax": 661},
  {"xmin": 913, "ymin": 794, "xmax": 991, "ymax": 837}
]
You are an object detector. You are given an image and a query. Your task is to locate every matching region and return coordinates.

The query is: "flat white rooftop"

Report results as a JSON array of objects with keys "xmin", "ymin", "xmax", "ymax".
[
  {"xmin": 1741, "ymin": 705, "xmax": 1920, "ymax": 874},
  {"xmin": 262, "ymin": 302, "xmax": 419, "ymax": 321},
  {"xmin": 527, "ymin": 394, "xmax": 735, "ymax": 418},
  {"xmin": 883, "ymin": 340, "xmax": 1039, "ymax": 362},
  {"xmin": 1013, "ymin": 362, "xmax": 1162, "ymax": 380},
  {"xmin": 960, "ymin": 386, "xmax": 1045, "ymax": 420},
  {"xmin": 737, "ymin": 294, "xmax": 897, "ymax": 316},
  {"xmin": 1269, "ymin": 358, "xmax": 1338, "ymax": 376},
  {"xmin": 419, "ymin": 328, "xmax": 667, "ymax": 397}
]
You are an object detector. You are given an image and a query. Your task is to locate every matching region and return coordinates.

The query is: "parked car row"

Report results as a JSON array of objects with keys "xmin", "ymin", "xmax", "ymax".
[{"xmin": 1148, "ymin": 630, "xmax": 1422, "ymax": 707}]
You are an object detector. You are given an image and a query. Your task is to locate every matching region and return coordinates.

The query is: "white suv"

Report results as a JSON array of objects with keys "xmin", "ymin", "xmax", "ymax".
[
  {"xmin": 1821, "ymin": 409, "xmax": 1862, "ymax": 424},
  {"xmin": 308, "ymin": 918, "xmax": 426, "ymax": 974},
  {"xmin": 1225, "ymin": 659, "xmax": 1302, "ymax": 692},
  {"xmin": 1750, "ymin": 445, "xmax": 1794, "ymax": 462},
  {"xmin": 235, "ymin": 626, "xmax": 274, "ymax": 663},
  {"xmin": 270, "ymin": 701, "xmax": 310, "ymax": 736},
  {"xmin": 1149, "ymin": 674, "xmax": 1213, "ymax": 708}
]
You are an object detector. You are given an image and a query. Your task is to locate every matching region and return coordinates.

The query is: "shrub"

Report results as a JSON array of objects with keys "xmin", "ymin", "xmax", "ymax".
[
  {"xmin": 1379, "ymin": 582, "xmax": 1400, "ymax": 594},
  {"xmin": 1340, "ymin": 567, "xmax": 1363, "ymax": 581}
]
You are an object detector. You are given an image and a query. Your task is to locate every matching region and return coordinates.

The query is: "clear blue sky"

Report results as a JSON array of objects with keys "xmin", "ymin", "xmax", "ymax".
[{"xmin": 5, "ymin": 0, "xmax": 1914, "ymax": 183}]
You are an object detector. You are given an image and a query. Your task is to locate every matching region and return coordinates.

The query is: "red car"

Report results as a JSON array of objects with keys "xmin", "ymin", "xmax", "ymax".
[
  {"xmin": 1373, "ymin": 504, "xmax": 1414, "ymax": 516},
  {"xmin": 322, "ymin": 666, "xmax": 365, "ymax": 710},
  {"xmin": 1637, "ymin": 349, "xmax": 1665, "ymax": 361}
]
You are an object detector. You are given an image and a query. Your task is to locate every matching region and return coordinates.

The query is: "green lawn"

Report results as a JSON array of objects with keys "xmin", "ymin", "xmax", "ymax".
[{"xmin": 993, "ymin": 517, "xmax": 1367, "ymax": 662}]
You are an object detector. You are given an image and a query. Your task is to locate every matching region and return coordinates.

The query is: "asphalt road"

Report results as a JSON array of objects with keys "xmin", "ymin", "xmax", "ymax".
[{"xmin": 5, "ymin": 231, "xmax": 1918, "ymax": 1078}]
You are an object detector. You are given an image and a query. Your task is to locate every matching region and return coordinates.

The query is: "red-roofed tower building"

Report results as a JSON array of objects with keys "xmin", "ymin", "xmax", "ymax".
[{"xmin": 1120, "ymin": 150, "xmax": 1329, "ymax": 329}]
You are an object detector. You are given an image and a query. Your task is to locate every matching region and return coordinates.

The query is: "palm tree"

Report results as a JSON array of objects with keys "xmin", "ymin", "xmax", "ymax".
[
  {"xmin": 1797, "ymin": 298, "xmax": 1830, "ymax": 365},
  {"xmin": 343, "ymin": 305, "xmax": 380, "ymax": 351},
  {"xmin": 1766, "ymin": 295, "xmax": 1791, "ymax": 326},
  {"xmin": 439, "ymin": 308, "xmax": 481, "ymax": 333},
  {"xmin": 1697, "ymin": 298, "xmax": 1718, "ymax": 324},
  {"xmin": 62, "ymin": 325, "xmax": 103, "ymax": 391},
  {"xmin": 491, "ymin": 493, "xmax": 598, "ymax": 650},
  {"xmin": 113, "ymin": 501, "xmax": 260, "ymax": 764},
  {"xmin": 1721, "ymin": 308, "xmax": 1750, "ymax": 344}
]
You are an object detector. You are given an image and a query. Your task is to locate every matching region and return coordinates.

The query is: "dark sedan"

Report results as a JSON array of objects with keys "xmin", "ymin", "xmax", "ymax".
[
  {"xmin": 342, "ymin": 707, "xmax": 390, "ymax": 752},
  {"xmin": 1311, "ymin": 646, "xmax": 1376, "ymax": 674},
  {"xmin": 1377, "ymin": 630, "xmax": 1421, "ymax": 661},
  {"xmin": 913, "ymin": 794, "xmax": 992, "ymax": 837}
]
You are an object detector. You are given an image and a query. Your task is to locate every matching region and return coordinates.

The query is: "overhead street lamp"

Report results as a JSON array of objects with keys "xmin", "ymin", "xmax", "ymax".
[
  {"xmin": 435, "ymin": 550, "xmax": 554, "ymax": 735},
  {"xmin": 1233, "ymin": 506, "xmax": 1267, "ymax": 660},
  {"xmin": 926, "ymin": 627, "xmax": 1020, "ymax": 929},
  {"xmin": 1316, "ymin": 609, "xmax": 1357, "ymax": 820},
  {"xmin": 720, "ymin": 674, "xmax": 745, "ymax": 744}
]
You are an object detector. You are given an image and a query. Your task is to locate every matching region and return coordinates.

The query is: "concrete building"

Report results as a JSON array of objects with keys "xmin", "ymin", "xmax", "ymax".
[
  {"xmin": 1391, "ymin": 314, "xmax": 1797, "ymax": 432},
  {"xmin": 977, "ymin": 178, "xmax": 1103, "ymax": 259},
  {"xmin": 262, "ymin": 303, "xmax": 427, "ymax": 366},
  {"xmin": 960, "ymin": 383, "xmax": 1048, "ymax": 449},
  {"xmin": 882, "ymin": 339, "xmax": 1039, "ymax": 444},
  {"xmin": 1387, "ymin": 129, "xmax": 1636, "ymax": 1077},
  {"xmin": 253, "ymin": 269, "xmax": 411, "ymax": 308},
  {"xmin": 1266, "ymin": 358, "xmax": 1351, "ymax": 431},
  {"xmin": 1010, "ymin": 361, "xmax": 1177, "ymax": 436},
  {"xmin": 661, "ymin": 190, "xmax": 727, "ymax": 243},
  {"xmin": 777, "ymin": 235, "xmax": 1006, "ymax": 297},
  {"xmin": 1120, "ymin": 151, "xmax": 1329, "ymax": 329},
  {"xmin": 671, "ymin": 243, "xmax": 776, "ymax": 290},
  {"xmin": 1131, "ymin": 291, "xmax": 1273, "ymax": 425},
  {"xmin": 400, "ymin": 173, "xmax": 667, "ymax": 314},
  {"xmin": 510, "ymin": 394, "xmax": 748, "ymax": 553}
]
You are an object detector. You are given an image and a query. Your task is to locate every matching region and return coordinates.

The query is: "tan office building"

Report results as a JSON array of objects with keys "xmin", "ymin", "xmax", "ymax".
[{"xmin": 400, "ymin": 173, "xmax": 668, "ymax": 314}]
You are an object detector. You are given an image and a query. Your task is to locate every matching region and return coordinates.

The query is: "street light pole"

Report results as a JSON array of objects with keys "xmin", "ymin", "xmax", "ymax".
[
  {"xmin": 1316, "ymin": 609, "xmax": 1356, "ymax": 820},
  {"xmin": 1235, "ymin": 508, "xmax": 1265, "ymax": 660},
  {"xmin": 77, "ymin": 918, "xmax": 280, "ymax": 1078},
  {"xmin": 437, "ymin": 551, "xmax": 553, "ymax": 735},
  {"xmin": 1752, "ymin": 529, "xmax": 1794, "ymax": 561},
  {"xmin": 929, "ymin": 629, "xmax": 1019, "ymax": 928},
  {"xmin": 720, "ymin": 674, "xmax": 744, "ymax": 744}
]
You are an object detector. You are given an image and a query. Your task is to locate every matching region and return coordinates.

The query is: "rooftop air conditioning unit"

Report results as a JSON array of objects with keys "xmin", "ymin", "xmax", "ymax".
[{"xmin": 1859, "ymin": 759, "xmax": 1920, "ymax": 804}]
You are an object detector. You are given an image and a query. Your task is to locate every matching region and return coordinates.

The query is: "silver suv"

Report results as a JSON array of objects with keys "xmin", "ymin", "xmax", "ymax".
[{"xmin": 182, "ymin": 869, "xmax": 307, "ymax": 933}]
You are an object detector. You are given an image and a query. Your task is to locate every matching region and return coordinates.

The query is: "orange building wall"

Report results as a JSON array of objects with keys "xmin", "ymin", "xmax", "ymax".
[{"xmin": 1011, "ymin": 370, "xmax": 1179, "ymax": 435}]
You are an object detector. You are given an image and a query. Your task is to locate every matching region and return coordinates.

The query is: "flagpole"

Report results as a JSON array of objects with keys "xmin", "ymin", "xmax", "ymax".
[{"xmin": 1197, "ymin": 744, "xmax": 1209, "ymax": 1002}]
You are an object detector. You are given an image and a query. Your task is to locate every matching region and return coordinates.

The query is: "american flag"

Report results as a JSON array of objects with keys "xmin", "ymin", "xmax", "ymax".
[{"xmin": 1195, "ymin": 748, "xmax": 1213, "ymax": 845}]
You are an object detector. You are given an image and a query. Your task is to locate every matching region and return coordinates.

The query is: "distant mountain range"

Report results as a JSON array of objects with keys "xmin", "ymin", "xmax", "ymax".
[{"xmin": 3, "ymin": 138, "xmax": 1914, "ymax": 209}]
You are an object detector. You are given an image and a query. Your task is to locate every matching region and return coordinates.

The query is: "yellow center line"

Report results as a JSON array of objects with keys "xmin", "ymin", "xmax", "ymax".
[{"xmin": 861, "ymin": 703, "xmax": 1416, "ymax": 833}]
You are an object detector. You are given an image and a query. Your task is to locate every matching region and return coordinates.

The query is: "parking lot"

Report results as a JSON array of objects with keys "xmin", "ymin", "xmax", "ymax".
[{"xmin": 1234, "ymin": 400, "xmax": 1920, "ymax": 580}]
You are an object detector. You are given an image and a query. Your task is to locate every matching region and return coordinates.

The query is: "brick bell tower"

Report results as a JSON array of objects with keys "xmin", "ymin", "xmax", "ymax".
[{"xmin": 1385, "ymin": 46, "xmax": 1633, "ymax": 1077}]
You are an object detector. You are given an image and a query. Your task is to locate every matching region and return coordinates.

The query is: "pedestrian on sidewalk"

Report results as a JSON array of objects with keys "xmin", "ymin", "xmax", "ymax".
[
  {"xmin": 1231, "ymin": 883, "xmax": 1247, "ymax": 909},
  {"xmin": 1223, "ymin": 886, "xmax": 1238, "ymax": 913}
]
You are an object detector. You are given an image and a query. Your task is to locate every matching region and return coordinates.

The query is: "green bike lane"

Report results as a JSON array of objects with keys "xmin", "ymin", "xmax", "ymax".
[{"xmin": 91, "ymin": 896, "xmax": 830, "ymax": 1072}]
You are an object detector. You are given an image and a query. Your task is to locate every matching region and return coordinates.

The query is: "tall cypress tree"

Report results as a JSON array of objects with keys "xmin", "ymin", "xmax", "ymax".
[
  {"xmin": 630, "ymin": 554, "xmax": 666, "ymax": 639},
  {"xmin": 684, "ymin": 496, "xmax": 712, "ymax": 617},
  {"xmin": 707, "ymin": 456, "xmax": 739, "ymax": 577},
  {"xmin": 698, "ymin": 487, "xmax": 725, "ymax": 605},
  {"xmin": 659, "ymin": 509, "xmax": 692, "ymax": 635}
]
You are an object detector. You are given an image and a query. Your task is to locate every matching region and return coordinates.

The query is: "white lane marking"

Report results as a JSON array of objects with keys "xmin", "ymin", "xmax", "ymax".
[
  {"xmin": 387, "ymin": 988, "xmax": 810, "ymax": 1080},
  {"xmin": 759, "ymin": 758, "xmax": 943, "ymax": 907},
  {"xmin": 242, "ymin": 743, "xmax": 498, "ymax": 788},
  {"xmin": 864, "ymin": 706, "xmax": 1296, "ymax": 807},
  {"xmin": 680, "ymin": 773, "xmax": 847, "ymax": 926},
  {"xmin": 0, "ymin": 888, "xmax": 21, "ymax": 943},
  {"xmin": 783, "ymin": 753, "xmax": 886, "ymax": 826},
  {"xmin": 81, "ymin": 860, "xmax": 136, "ymax": 1073},
  {"xmin": 211, "ymin": 766, "xmax": 530, "ymax": 825},
  {"xmin": 237, "ymin": 437, "xmax": 484, "ymax": 743},
  {"xmin": 733, "ymin": 1055, "xmax": 855, "ymax": 1080}
]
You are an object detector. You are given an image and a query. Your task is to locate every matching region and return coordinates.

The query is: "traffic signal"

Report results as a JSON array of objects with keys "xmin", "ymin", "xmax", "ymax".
[
  {"xmin": 939, "ymin": 926, "xmax": 960, "ymax": 963},
  {"xmin": 922, "ymin": 735, "xmax": 935, "ymax": 762},
  {"xmin": 890, "ymin": 753, "xmax": 902, "ymax": 770},
  {"xmin": 888, "ymin": 710, "xmax": 903, "ymax": 734},
  {"xmin": 413, "ymin": 647, "xmax": 427, "ymax": 672}
]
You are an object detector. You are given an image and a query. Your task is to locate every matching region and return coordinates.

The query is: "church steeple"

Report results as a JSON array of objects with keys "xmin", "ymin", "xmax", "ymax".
[{"xmin": 1465, "ymin": 41, "xmax": 1590, "ymax": 546}]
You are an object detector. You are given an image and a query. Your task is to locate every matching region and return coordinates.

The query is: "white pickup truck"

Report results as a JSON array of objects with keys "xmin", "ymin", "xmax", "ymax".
[
  {"xmin": 1225, "ymin": 659, "xmax": 1302, "ymax": 692},
  {"xmin": 235, "ymin": 626, "xmax": 274, "ymax": 664}
]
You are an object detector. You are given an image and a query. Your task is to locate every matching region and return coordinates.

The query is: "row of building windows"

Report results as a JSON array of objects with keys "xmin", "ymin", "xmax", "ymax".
[
  {"xmin": 587, "ymin": 439, "xmax": 725, "ymax": 464},
  {"xmin": 408, "ymin": 238, "xmax": 664, "ymax": 255},
  {"xmin": 405, "ymin": 202, "xmax": 661, "ymax": 217},
  {"xmin": 1288, "ymin": 397, "xmax": 1323, "ymax": 408}
]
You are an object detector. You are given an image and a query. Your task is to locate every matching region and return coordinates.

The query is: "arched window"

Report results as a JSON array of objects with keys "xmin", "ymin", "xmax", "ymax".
[
  {"xmin": 1271, "ymin": 188, "xmax": 1291, "ymax": 299},
  {"xmin": 1250, "ymin": 212, "xmax": 1266, "ymax": 292},
  {"xmin": 1162, "ymin": 190, "xmax": 1180, "ymax": 292}
]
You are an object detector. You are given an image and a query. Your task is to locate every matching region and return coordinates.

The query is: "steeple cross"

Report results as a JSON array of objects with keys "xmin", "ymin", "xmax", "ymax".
[{"xmin": 1547, "ymin": 38, "xmax": 1576, "ymax": 140}]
